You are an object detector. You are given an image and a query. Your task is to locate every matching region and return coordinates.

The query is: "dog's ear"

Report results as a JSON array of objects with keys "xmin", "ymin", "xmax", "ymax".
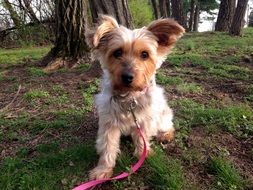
[
  {"xmin": 86, "ymin": 15, "xmax": 119, "ymax": 49},
  {"xmin": 147, "ymin": 19, "xmax": 184, "ymax": 57}
]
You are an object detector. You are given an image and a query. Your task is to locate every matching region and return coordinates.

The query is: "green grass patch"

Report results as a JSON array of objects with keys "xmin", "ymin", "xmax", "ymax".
[
  {"xmin": 27, "ymin": 67, "xmax": 46, "ymax": 77},
  {"xmin": 0, "ymin": 144, "xmax": 95, "ymax": 190},
  {"xmin": 156, "ymin": 72, "xmax": 184, "ymax": 86},
  {"xmin": 112, "ymin": 145, "xmax": 184, "ymax": 190},
  {"xmin": 24, "ymin": 89, "xmax": 50, "ymax": 101},
  {"xmin": 145, "ymin": 146, "xmax": 184, "ymax": 189},
  {"xmin": 75, "ymin": 64, "xmax": 91, "ymax": 72},
  {"xmin": 208, "ymin": 64, "xmax": 251, "ymax": 80},
  {"xmin": 82, "ymin": 79, "xmax": 100, "ymax": 112},
  {"xmin": 208, "ymin": 156, "xmax": 247, "ymax": 190},
  {"xmin": 171, "ymin": 99, "xmax": 253, "ymax": 137},
  {"xmin": 245, "ymin": 85, "xmax": 253, "ymax": 102},
  {"xmin": 0, "ymin": 46, "xmax": 50, "ymax": 66},
  {"xmin": 176, "ymin": 82, "xmax": 203, "ymax": 94}
]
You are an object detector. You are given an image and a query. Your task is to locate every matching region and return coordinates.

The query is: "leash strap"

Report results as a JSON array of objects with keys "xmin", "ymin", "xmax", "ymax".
[{"xmin": 72, "ymin": 127, "xmax": 147, "ymax": 190}]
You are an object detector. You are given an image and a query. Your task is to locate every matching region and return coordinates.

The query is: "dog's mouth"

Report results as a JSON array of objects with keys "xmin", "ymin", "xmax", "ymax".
[{"xmin": 113, "ymin": 83, "xmax": 147, "ymax": 93}]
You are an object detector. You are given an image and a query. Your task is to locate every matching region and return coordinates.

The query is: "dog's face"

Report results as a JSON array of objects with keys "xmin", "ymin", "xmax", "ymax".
[{"xmin": 87, "ymin": 15, "xmax": 184, "ymax": 93}]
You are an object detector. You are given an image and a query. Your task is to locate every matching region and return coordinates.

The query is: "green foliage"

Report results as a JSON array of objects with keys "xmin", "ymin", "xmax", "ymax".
[
  {"xmin": 208, "ymin": 156, "xmax": 247, "ymax": 189},
  {"xmin": 199, "ymin": 0, "xmax": 219, "ymax": 14},
  {"xmin": 129, "ymin": 0, "xmax": 154, "ymax": 27},
  {"xmin": 183, "ymin": 0, "xmax": 218, "ymax": 17}
]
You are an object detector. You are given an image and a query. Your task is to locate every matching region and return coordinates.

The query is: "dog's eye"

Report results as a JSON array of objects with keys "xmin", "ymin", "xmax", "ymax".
[
  {"xmin": 140, "ymin": 51, "xmax": 149, "ymax": 59},
  {"xmin": 113, "ymin": 48, "xmax": 123, "ymax": 58}
]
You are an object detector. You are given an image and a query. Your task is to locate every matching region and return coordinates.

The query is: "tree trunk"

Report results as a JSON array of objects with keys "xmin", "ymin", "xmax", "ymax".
[
  {"xmin": 3, "ymin": 0, "xmax": 22, "ymax": 27},
  {"xmin": 249, "ymin": 10, "xmax": 253, "ymax": 27},
  {"xmin": 151, "ymin": 0, "xmax": 160, "ymax": 19},
  {"xmin": 88, "ymin": 0, "xmax": 133, "ymax": 28},
  {"xmin": 41, "ymin": 0, "xmax": 91, "ymax": 71},
  {"xmin": 215, "ymin": 0, "xmax": 236, "ymax": 31},
  {"xmin": 171, "ymin": 0, "xmax": 186, "ymax": 28},
  {"xmin": 159, "ymin": 0, "xmax": 170, "ymax": 18},
  {"xmin": 22, "ymin": 0, "xmax": 40, "ymax": 23},
  {"xmin": 188, "ymin": 0, "xmax": 195, "ymax": 31},
  {"xmin": 193, "ymin": 2, "xmax": 199, "ymax": 32},
  {"xmin": 229, "ymin": 0, "xmax": 249, "ymax": 36}
]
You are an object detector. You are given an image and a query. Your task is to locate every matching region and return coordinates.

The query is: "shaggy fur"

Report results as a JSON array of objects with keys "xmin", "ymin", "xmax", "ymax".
[{"xmin": 86, "ymin": 15, "xmax": 184, "ymax": 180}]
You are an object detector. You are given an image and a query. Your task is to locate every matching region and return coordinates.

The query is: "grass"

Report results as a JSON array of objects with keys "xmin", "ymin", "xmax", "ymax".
[
  {"xmin": 0, "ymin": 46, "xmax": 50, "ymax": 67},
  {"xmin": 24, "ymin": 89, "xmax": 50, "ymax": 101},
  {"xmin": 1, "ymin": 28, "xmax": 253, "ymax": 189},
  {"xmin": 0, "ymin": 144, "xmax": 96, "ymax": 190},
  {"xmin": 156, "ymin": 72, "xmax": 183, "ymax": 85},
  {"xmin": 82, "ymin": 79, "xmax": 100, "ymax": 112},
  {"xmin": 172, "ymin": 99, "xmax": 253, "ymax": 138},
  {"xmin": 145, "ymin": 147, "xmax": 184, "ymax": 190},
  {"xmin": 208, "ymin": 156, "xmax": 247, "ymax": 190},
  {"xmin": 176, "ymin": 82, "xmax": 203, "ymax": 94},
  {"xmin": 27, "ymin": 67, "xmax": 47, "ymax": 77}
]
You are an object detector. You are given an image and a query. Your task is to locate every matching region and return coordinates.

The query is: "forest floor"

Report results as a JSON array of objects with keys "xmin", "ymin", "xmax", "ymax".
[{"xmin": 0, "ymin": 28, "xmax": 253, "ymax": 190}]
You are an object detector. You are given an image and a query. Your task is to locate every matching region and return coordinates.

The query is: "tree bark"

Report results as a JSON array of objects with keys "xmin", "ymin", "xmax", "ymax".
[
  {"xmin": 3, "ymin": 0, "xmax": 22, "ymax": 27},
  {"xmin": 188, "ymin": 0, "xmax": 195, "ymax": 31},
  {"xmin": 215, "ymin": 0, "xmax": 236, "ymax": 31},
  {"xmin": 229, "ymin": 0, "xmax": 249, "ymax": 36},
  {"xmin": 171, "ymin": 0, "xmax": 186, "ymax": 28},
  {"xmin": 159, "ymin": 0, "xmax": 170, "ymax": 18},
  {"xmin": 151, "ymin": 0, "xmax": 160, "ymax": 19},
  {"xmin": 21, "ymin": 0, "xmax": 40, "ymax": 23},
  {"xmin": 193, "ymin": 2, "xmax": 199, "ymax": 32},
  {"xmin": 249, "ymin": 10, "xmax": 253, "ymax": 27},
  {"xmin": 88, "ymin": 0, "xmax": 133, "ymax": 28},
  {"xmin": 41, "ymin": 0, "xmax": 90, "ymax": 70}
]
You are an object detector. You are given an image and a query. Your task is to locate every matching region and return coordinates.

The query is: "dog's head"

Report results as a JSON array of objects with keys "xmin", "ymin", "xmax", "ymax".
[{"xmin": 86, "ymin": 15, "xmax": 184, "ymax": 93}]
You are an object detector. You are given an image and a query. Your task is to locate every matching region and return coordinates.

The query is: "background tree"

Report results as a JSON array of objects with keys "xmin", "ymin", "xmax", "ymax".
[
  {"xmin": 215, "ymin": 0, "xmax": 236, "ymax": 31},
  {"xmin": 41, "ymin": 0, "xmax": 90, "ymax": 70},
  {"xmin": 88, "ymin": 0, "xmax": 133, "ymax": 28},
  {"xmin": 249, "ymin": 10, "xmax": 253, "ymax": 27},
  {"xmin": 150, "ymin": 0, "xmax": 160, "ymax": 19},
  {"xmin": 151, "ymin": 0, "xmax": 170, "ymax": 19},
  {"xmin": 188, "ymin": 0, "xmax": 195, "ymax": 31},
  {"xmin": 193, "ymin": 1, "xmax": 199, "ymax": 31},
  {"xmin": 229, "ymin": 0, "xmax": 249, "ymax": 36},
  {"xmin": 171, "ymin": 0, "xmax": 186, "ymax": 27},
  {"xmin": 3, "ymin": 0, "xmax": 22, "ymax": 27},
  {"xmin": 188, "ymin": 0, "xmax": 218, "ymax": 32},
  {"xmin": 20, "ymin": 0, "xmax": 40, "ymax": 23}
]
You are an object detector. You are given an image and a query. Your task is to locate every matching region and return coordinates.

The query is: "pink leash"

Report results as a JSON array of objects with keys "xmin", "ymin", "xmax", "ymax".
[{"xmin": 72, "ymin": 127, "xmax": 147, "ymax": 190}]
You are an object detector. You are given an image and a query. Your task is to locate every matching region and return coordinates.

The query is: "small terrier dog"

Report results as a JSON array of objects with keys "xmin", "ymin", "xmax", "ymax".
[{"xmin": 86, "ymin": 15, "xmax": 184, "ymax": 180}]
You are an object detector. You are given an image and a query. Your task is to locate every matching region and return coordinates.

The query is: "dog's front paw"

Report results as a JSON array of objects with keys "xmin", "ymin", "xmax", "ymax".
[
  {"xmin": 89, "ymin": 166, "xmax": 113, "ymax": 180},
  {"xmin": 157, "ymin": 129, "xmax": 175, "ymax": 143}
]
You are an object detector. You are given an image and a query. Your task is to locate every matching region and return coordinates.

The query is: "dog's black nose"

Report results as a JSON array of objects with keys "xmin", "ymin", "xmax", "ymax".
[{"xmin": 121, "ymin": 72, "xmax": 134, "ymax": 85}]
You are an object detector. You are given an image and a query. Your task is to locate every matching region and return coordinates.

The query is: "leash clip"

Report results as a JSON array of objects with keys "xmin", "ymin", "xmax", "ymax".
[{"xmin": 129, "ymin": 99, "xmax": 140, "ymax": 129}]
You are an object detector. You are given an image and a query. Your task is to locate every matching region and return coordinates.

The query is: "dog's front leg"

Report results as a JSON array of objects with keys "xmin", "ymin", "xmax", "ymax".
[
  {"xmin": 89, "ymin": 123, "xmax": 121, "ymax": 180},
  {"xmin": 131, "ymin": 127, "xmax": 153, "ymax": 158}
]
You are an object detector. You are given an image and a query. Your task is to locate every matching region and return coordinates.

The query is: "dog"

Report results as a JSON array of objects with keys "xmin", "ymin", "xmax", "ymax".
[{"xmin": 86, "ymin": 15, "xmax": 184, "ymax": 180}]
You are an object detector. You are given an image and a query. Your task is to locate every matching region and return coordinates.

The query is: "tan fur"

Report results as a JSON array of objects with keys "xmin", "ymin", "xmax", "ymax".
[{"xmin": 86, "ymin": 15, "xmax": 184, "ymax": 180}]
